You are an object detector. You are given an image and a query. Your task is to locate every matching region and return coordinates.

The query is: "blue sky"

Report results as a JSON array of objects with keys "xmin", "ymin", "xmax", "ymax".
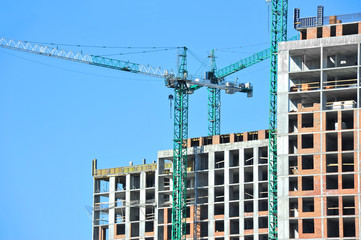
[{"xmin": 1, "ymin": 1, "xmax": 360, "ymax": 239}]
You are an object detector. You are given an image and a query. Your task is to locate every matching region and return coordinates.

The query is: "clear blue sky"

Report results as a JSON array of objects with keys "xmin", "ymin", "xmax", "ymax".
[{"xmin": 0, "ymin": 1, "xmax": 360, "ymax": 239}]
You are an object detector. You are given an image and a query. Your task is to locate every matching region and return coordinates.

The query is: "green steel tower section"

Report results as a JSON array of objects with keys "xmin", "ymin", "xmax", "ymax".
[
  {"xmin": 171, "ymin": 47, "xmax": 189, "ymax": 240},
  {"xmin": 268, "ymin": 0, "xmax": 287, "ymax": 239},
  {"xmin": 208, "ymin": 49, "xmax": 220, "ymax": 136}
]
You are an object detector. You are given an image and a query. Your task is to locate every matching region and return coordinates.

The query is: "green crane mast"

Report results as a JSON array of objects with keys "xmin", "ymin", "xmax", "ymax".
[
  {"xmin": 207, "ymin": 49, "xmax": 220, "ymax": 136},
  {"xmin": 268, "ymin": 0, "xmax": 288, "ymax": 239},
  {"xmin": 171, "ymin": 47, "xmax": 189, "ymax": 239}
]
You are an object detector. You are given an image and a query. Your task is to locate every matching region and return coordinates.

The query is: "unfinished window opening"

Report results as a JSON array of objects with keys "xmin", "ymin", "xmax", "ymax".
[
  {"xmin": 116, "ymin": 176, "xmax": 126, "ymax": 191},
  {"xmin": 116, "ymin": 224, "xmax": 125, "ymax": 235},
  {"xmin": 302, "ymin": 155, "xmax": 314, "ymax": 170},
  {"xmin": 302, "ymin": 198, "xmax": 314, "ymax": 212},
  {"xmin": 190, "ymin": 138, "xmax": 199, "ymax": 147},
  {"xmin": 259, "ymin": 217, "xmax": 268, "ymax": 229},
  {"xmin": 167, "ymin": 225, "xmax": 172, "ymax": 239},
  {"xmin": 230, "ymin": 150, "xmax": 239, "ymax": 167},
  {"xmin": 204, "ymin": 136, "xmax": 212, "ymax": 145},
  {"xmin": 344, "ymin": 217, "xmax": 356, "ymax": 237},
  {"xmin": 326, "ymin": 133, "xmax": 338, "ymax": 152},
  {"xmin": 214, "ymin": 203, "xmax": 224, "ymax": 215},
  {"xmin": 215, "ymin": 220, "xmax": 224, "ymax": 232},
  {"xmin": 187, "ymin": 157, "xmax": 195, "ymax": 172},
  {"xmin": 327, "ymin": 218, "xmax": 339, "ymax": 237},
  {"xmin": 230, "ymin": 169, "xmax": 239, "ymax": 184},
  {"xmin": 130, "ymin": 191, "xmax": 140, "ymax": 205},
  {"xmin": 186, "ymin": 223, "xmax": 190, "ymax": 235},
  {"xmin": 342, "ymin": 153, "xmax": 354, "ymax": 172},
  {"xmin": 289, "ymin": 156, "xmax": 298, "ymax": 175},
  {"xmin": 301, "ymin": 30, "xmax": 307, "ymax": 40},
  {"xmin": 259, "ymin": 182, "xmax": 268, "ymax": 198},
  {"xmin": 248, "ymin": 131, "xmax": 258, "ymax": 140},
  {"xmin": 158, "ymin": 227, "xmax": 164, "ymax": 239},
  {"xmin": 235, "ymin": 133, "xmax": 243, "ymax": 142},
  {"xmin": 343, "ymin": 196, "xmax": 355, "ymax": 215},
  {"xmin": 200, "ymin": 222, "xmax": 208, "ymax": 237},
  {"xmin": 317, "ymin": 27, "xmax": 322, "ymax": 38},
  {"xmin": 220, "ymin": 134, "xmax": 230, "ymax": 144},
  {"xmin": 244, "ymin": 184, "xmax": 254, "ymax": 199},
  {"xmin": 342, "ymin": 131, "xmax": 354, "ymax": 151},
  {"xmin": 289, "ymin": 177, "xmax": 298, "ymax": 191},
  {"xmin": 331, "ymin": 26, "xmax": 336, "ymax": 37},
  {"xmin": 326, "ymin": 111, "xmax": 337, "ymax": 130},
  {"xmin": 302, "ymin": 113, "xmax": 314, "ymax": 128},
  {"xmin": 244, "ymin": 148, "xmax": 254, "ymax": 165},
  {"xmin": 95, "ymin": 179, "xmax": 109, "ymax": 193},
  {"xmin": 145, "ymin": 221, "xmax": 154, "ymax": 233},
  {"xmin": 245, "ymin": 236, "xmax": 254, "ymax": 240},
  {"xmin": 326, "ymin": 154, "xmax": 338, "ymax": 173},
  {"xmin": 244, "ymin": 167, "xmax": 253, "ymax": 182},
  {"xmin": 290, "ymin": 48, "xmax": 321, "ymax": 71},
  {"xmin": 146, "ymin": 191, "xmax": 155, "ymax": 203},
  {"xmin": 244, "ymin": 218, "xmax": 253, "ymax": 230},
  {"xmin": 343, "ymin": 23, "xmax": 359, "ymax": 35},
  {"xmin": 93, "ymin": 227, "xmax": 100, "ymax": 240},
  {"xmin": 302, "ymin": 176, "xmax": 314, "ymax": 191},
  {"xmin": 96, "ymin": 195, "xmax": 109, "ymax": 210},
  {"xmin": 130, "ymin": 207, "xmax": 140, "ymax": 221},
  {"xmin": 131, "ymin": 222, "xmax": 139, "ymax": 237},
  {"xmin": 229, "ymin": 186, "xmax": 239, "ymax": 201},
  {"xmin": 289, "ymin": 114, "xmax": 298, "ymax": 133},
  {"xmin": 342, "ymin": 110, "xmax": 354, "ymax": 129},
  {"xmin": 199, "ymin": 154, "xmax": 209, "ymax": 170},
  {"xmin": 244, "ymin": 200, "xmax": 253, "ymax": 212},
  {"xmin": 342, "ymin": 174, "xmax": 354, "ymax": 189},
  {"xmin": 146, "ymin": 173, "xmax": 155, "ymax": 188},
  {"xmin": 101, "ymin": 227, "xmax": 108, "ymax": 240},
  {"xmin": 289, "ymin": 220, "xmax": 299, "ymax": 239},
  {"xmin": 259, "ymin": 235, "xmax": 268, "ymax": 240},
  {"xmin": 145, "ymin": 206, "xmax": 155, "ymax": 220},
  {"xmin": 327, "ymin": 197, "xmax": 339, "ymax": 215},
  {"xmin": 289, "ymin": 198, "xmax": 298, "ymax": 217},
  {"xmin": 303, "ymin": 219, "xmax": 314, "ymax": 233},
  {"xmin": 302, "ymin": 134, "xmax": 314, "ymax": 149},
  {"xmin": 259, "ymin": 147, "xmax": 268, "ymax": 164},
  {"xmin": 326, "ymin": 175, "xmax": 338, "ymax": 190},
  {"xmin": 289, "ymin": 135, "xmax": 298, "ymax": 154},
  {"xmin": 215, "ymin": 171, "xmax": 224, "ymax": 185},
  {"xmin": 158, "ymin": 209, "xmax": 164, "ymax": 224},
  {"xmin": 259, "ymin": 199, "xmax": 268, "ymax": 211},
  {"xmin": 215, "ymin": 152, "xmax": 225, "ymax": 168},
  {"xmin": 115, "ymin": 208, "xmax": 126, "ymax": 224},
  {"xmin": 258, "ymin": 165, "xmax": 268, "ymax": 181},
  {"xmin": 230, "ymin": 219, "xmax": 239, "ymax": 234},
  {"xmin": 215, "ymin": 188, "xmax": 224, "ymax": 202},
  {"xmin": 130, "ymin": 174, "xmax": 140, "ymax": 189},
  {"xmin": 200, "ymin": 205, "xmax": 208, "ymax": 220},
  {"xmin": 229, "ymin": 203, "xmax": 239, "ymax": 217}
]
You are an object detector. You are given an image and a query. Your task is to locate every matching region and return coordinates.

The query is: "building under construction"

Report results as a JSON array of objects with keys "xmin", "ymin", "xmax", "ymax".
[{"xmin": 92, "ymin": 9, "xmax": 361, "ymax": 240}]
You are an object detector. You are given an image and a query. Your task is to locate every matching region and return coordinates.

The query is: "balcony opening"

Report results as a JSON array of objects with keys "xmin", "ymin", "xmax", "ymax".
[
  {"xmin": 326, "ymin": 154, "xmax": 338, "ymax": 172},
  {"xmin": 326, "ymin": 175, "xmax": 338, "ymax": 190},
  {"xmin": 327, "ymin": 218, "xmax": 339, "ymax": 237},
  {"xmin": 343, "ymin": 196, "xmax": 355, "ymax": 215},
  {"xmin": 343, "ymin": 217, "xmax": 356, "ymax": 237},
  {"xmin": 327, "ymin": 197, "xmax": 339, "ymax": 215}
]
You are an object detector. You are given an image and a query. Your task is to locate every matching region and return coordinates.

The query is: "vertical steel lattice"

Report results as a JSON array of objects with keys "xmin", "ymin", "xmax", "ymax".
[
  {"xmin": 268, "ymin": 1, "xmax": 287, "ymax": 239},
  {"xmin": 208, "ymin": 49, "xmax": 221, "ymax": 136},
  {"xmin": 172, "ymin": 47, "xmax": 188, "ymax": 240}
]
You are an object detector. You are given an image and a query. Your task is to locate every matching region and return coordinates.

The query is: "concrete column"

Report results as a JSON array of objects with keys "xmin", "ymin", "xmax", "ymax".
[
  {"xmin": 109, "ymin": 176, "xmax": 116, "ymax": 240},
  {"xmin": 253, "ymin": 147, "xmax": 259, "ymax": 240},
  {"xmin": 139, "ymin": 172, "xmax": 146, "ymax": 238},
  {"xmin": 125, "ymin": 174, "xmax": 131, "ymax": 239},
  {"xmin": 208, "ymin": 152, "xmax": 215, "ymax": 238},
  {"xmin": 239, "ymin": 148, "xmax": 245, "ymax": 237},
  {"xmin": 224, "ymin": 150, "xmax": 230, "ymax": 239}
]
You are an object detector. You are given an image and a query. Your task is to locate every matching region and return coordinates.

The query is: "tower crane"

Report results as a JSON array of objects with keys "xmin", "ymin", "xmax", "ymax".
[{"xmin": 0, "ymin": 37, "xmax": 252, "ymax": 240}]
